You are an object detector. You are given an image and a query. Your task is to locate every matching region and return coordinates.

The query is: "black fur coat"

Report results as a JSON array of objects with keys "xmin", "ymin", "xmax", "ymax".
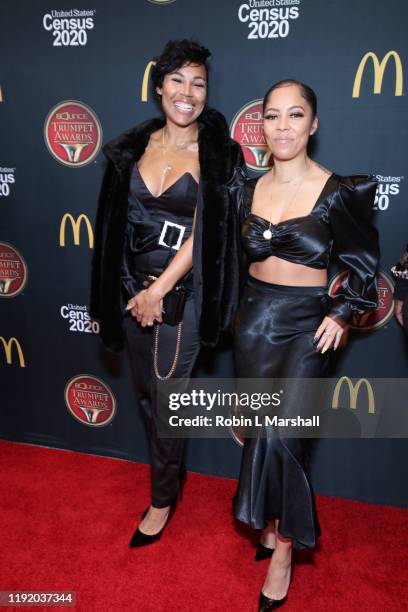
[{"xmin": 89, "ymin": 108, "xmax": 245, "ymax": 352}]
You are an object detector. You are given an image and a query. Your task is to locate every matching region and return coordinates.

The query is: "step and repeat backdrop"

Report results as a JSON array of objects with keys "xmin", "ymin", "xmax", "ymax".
[{"xmin": 1, "ymin": 0, "xmax": 407, "ymax": 506}]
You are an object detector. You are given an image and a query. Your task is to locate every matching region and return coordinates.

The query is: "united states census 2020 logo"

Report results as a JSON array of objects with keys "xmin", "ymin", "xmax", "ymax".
[
  {"xmin": 237, "ymin": 1, "xmax": 302, "ymax": 41},
  {"xmin": 0, "ymin": 167, "xmax": 16, "ymax": 197},
  {"xmin": 0, "ymin": 242, "xmax": 28, "ymax": 297},
  {"xmin": 328, "ymin": 270, "xmax": 394, "ymax": 331},
  {"xmin": 230, "ymin": 99, "xmax": 272, "ymax": 172},
  {"xmin": 65, "ymin": 374, "xmax": 116, "ymax": 427},
  {"xmin": 44, "ymin": 100, "xmax": 102, "ymax": 167}
]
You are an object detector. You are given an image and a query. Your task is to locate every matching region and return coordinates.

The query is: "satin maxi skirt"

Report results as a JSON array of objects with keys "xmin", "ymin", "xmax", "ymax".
[{"xmin": 233, "ymin": 276, "xmax": 330, "ymax": 549}]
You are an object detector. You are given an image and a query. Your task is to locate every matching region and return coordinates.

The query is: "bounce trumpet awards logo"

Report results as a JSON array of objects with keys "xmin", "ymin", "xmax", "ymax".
[
  {"xmin": 328, "ymin": 270, "xmax": 394, "ymax": 331},
  {"xmin": 42, "ymin": 9, "xmax": 96, "ymax": 46},
  {"xmin": 237, "ymin": 0, "xmax": 302, "ymax": 40},
  {"xmin": 65, "ymin": 375, "xmax": 116, "ymax": 427},
  {"xmin": 0, "ymin": 242, "xmax": 27, "ymax": 297},
  {"xmin": 230, "ymin": 100, "xmax": 272, "ymax": 172},
  {"xmin": 0, "ymin": 167, "xmax": 16, "ymax": 197},
  {"xmin": 44, "ymin": 101, "xmax": 102, "ymax": 167}
]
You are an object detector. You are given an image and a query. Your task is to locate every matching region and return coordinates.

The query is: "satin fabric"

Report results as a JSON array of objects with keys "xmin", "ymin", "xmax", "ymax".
[
  {"xmin": 121, "ymin": 164, "xmax": 197, "ymax": 297},
  {"xmin": 233, "ymin": 277, "xmax": 329, "ymax": 549},
  {"xmin": 240, "ymin": 174, "xmax": 380, "ymax": 324}
]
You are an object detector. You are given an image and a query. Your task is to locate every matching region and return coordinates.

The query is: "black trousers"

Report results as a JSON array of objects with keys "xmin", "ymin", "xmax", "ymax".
[
  {"xmin": 233, "ymin": 277, "xmax": 330, "ymax": 549},
  {"xmin": 124, "ymin": 294, "xmax": 200, "ymax": 508}
]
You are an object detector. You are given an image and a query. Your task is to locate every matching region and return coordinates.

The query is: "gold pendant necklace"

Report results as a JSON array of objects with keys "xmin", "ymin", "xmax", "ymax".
[
  {"xmin": 263, "ymin": 165, "xmax": 310, "ymax": 240},
  {"xmin": 159, "ymin": 127, "xmax": 198, "ymax": 194}
]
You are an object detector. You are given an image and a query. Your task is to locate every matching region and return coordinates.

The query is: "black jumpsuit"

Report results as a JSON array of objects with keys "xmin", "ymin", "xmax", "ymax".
[{"xmin": 122, "ymin": 164, "xmax": 200, "ymax": 508}]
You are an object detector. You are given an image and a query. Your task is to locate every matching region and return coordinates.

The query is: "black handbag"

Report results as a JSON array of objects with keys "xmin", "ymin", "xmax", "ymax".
[
  {"xmin": 139, "ymin": 274, "xmax": 186, "ymax": 380},
  {"xmin": 141, "ymin": 274, "xmax": 187, "ymax": 326}
]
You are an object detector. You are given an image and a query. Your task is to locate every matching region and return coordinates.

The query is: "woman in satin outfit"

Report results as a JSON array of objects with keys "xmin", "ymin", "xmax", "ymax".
[{"xmin": 232, "ymin": 80, "xmax": 379, "ymax": 610}]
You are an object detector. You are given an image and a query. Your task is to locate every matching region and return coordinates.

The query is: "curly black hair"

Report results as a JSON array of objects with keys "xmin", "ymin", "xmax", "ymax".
[{"xmin": 151, "ymin": 39, "xmax": 211, "ymax": 92}]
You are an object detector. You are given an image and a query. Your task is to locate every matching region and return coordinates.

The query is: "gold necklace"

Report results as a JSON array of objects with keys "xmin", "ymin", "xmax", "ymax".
[
  {"xmin": 159, "ymin": 129, "xmax": 173, "ymax": 195},
  {"xmin": 263, "ymin": 165, "xmax": 310, "ymax": 240},
  {"xmin": 159, "ymin": 128, "xmax": 197, "ymax": 194},
  {"xmin": 161, "ymin": 127, "xmax": 197, "ymax": 152}
]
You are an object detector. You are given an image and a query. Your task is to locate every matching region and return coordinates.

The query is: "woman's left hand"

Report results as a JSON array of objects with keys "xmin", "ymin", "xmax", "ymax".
[
  {"xmin": 126, "ymin": 287, "xmax": 163, "ymax": 327},
  {"xmin": 314, "ymin": 316, "xmax": 346, "ymax": 353}
]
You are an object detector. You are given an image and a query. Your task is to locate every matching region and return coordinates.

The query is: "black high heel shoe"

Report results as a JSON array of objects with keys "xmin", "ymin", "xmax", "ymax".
[
  {"xmin": 258, "ymin": 592, "xmax": 287, "ymax": 611},
  {"xmin": 128, "ymin": 502, "xmax": 177, "ymax": 547},
  {"xmin": 255, "ymin": 542, "xmax": 275, "ymax": 561},
  {"xmin": 258, "ymin": 562, "xmax": 291, "ymax": 610},
  {"xmin": 128, "ymin": 468, "xmax": 187, "ymax": 548}
]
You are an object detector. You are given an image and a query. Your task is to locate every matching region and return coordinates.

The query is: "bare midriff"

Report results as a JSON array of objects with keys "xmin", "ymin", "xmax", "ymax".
[{"xmin": 249, "ymin": 257, "xmax": 327, "ymax": 287}]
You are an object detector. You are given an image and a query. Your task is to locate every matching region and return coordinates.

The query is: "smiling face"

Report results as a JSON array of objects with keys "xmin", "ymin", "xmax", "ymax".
[
  {"xmin": 263, "ymin": 83, "xmax": 318, "ymax": 161},
  {"xmin": 156, "ymin": 62, "xmax": 207, "ymax": 127}
]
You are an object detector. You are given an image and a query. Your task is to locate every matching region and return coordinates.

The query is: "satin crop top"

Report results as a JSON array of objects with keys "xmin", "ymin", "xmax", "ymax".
[{"xmin": 238, "ymin": 173, "xmax": 380, "ymax": 324}]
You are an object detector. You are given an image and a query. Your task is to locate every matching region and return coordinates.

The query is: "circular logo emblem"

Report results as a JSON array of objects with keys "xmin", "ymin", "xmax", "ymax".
[
  {"xmin": 328, "ymin": 270, "xmax": 394, "ymax": 331},
  {"xmin": 147, "ymin": 0, "xmax": 176, "ymax": 4},
  {"xmin": 65, "ymin": 374, "xmax": 116, "ymax": 427},
  {"xmin": 44, "ymin": 100, "xmax": 102, "ymax": 167},
  {"xmin": 0, "ymin": 242, "xmax": 28, "ymax": 297},
  {"xmin": 230, "ymin": 99, "xmax": 272, "ymax": 173}
]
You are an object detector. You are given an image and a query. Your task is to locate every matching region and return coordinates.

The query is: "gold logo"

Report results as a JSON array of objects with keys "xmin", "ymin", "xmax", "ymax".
[
  {"xmin": 352, "ymin": 51, "xmax": 403, "ymax": 97},
  {"xmin": 59, "ymin": 213, "xmax": 94, "ymax": 248},
  {"xmin": 147, "ymin": 0, "xmax": 176, "ymax": 4},
  {"xmin": 141, "ymin": 60, "xmax": 156, "ymax": 102},
  {"xmin": 332, "ymin": 376, "xmax": 375, "ymax": 414},
  {"xmin": 0, "ymin": 84, "xmax": 3, "ymax": 103},
  {"xmin": 0, "ymin": 336, "xmax": 26, "ymax": 367}
]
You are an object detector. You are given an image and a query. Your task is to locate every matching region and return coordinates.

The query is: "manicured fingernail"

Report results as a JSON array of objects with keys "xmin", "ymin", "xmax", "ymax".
[{"xmin": 321, "ymin": 347, "xmax": 327, "ymax": 354}]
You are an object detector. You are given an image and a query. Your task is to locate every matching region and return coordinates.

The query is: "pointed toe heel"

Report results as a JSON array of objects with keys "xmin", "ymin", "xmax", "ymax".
[
  {"xmin": 258, "ymin": 591, "xmax": 287, "ymax": 611},
  {"xmin": 129, "ymin": 503, "xmax": 176, "ymax": 548}
]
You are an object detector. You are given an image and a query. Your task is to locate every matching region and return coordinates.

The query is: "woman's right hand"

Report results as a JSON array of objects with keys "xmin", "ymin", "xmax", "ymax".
[
  {"xmin": 126, "ymin": 287, "xmax": 163, "ymax": 327},
  {"xmin": 394, "ymin": 299, "xmax": 404, "ymax": 327}
]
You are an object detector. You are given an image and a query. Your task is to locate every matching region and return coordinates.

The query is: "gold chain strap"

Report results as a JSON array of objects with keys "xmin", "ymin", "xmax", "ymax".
[{"xmin": 153, "ymin": 321, "xmax": 183, "ymax": 380}]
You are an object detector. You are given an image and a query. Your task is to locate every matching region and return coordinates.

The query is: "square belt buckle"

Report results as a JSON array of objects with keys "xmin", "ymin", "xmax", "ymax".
[{"xmin": 158, "ymin": 220, "xmax": 186, "ymax": 251}]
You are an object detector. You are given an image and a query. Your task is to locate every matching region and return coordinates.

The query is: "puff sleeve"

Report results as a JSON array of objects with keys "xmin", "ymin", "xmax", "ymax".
[{"xmin": 327, "ymin": 175, "xmax": 380, "ymax": 324}]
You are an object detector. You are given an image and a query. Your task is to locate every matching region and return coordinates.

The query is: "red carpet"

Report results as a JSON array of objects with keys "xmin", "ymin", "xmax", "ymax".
[{"xmin": 0, "ymin": 440, "xmax": 406, "ymax": 611}]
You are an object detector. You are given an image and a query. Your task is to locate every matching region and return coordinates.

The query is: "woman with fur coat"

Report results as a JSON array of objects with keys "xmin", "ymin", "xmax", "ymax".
[{"xmin": 90, "ymin": 39, "xmax": 244, "ymax": 546}]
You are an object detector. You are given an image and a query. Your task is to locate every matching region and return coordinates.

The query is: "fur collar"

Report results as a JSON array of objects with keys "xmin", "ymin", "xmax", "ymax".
[{"xmin": 103, "ymin": 107, "xmax": 235, "ymax": 185}]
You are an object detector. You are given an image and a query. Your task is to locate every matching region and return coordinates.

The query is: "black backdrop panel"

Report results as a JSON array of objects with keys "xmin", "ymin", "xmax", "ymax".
[{"xmin": 1, "ymin": 0, "xmax": 407, "ymax": 507}]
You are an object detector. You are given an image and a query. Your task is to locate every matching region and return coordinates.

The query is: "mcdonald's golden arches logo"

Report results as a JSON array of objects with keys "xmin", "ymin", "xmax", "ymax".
[
  {"xmin": 0, "ymin": 336, "xmax": 26, "ymax": 367},
  {"xmin": 59, "ymin": 213, "xmax": 94, "ymax": 248},
  {"xmin": 147, "ymin": 0, "xmax": 176, "ymax": 5},
  {"xmin": 332, "ymin": 376, "xmax": 375, "ymax": 414},
  {"xmin": 353, "ymin": 51, "xmax": 403, "ymax": 97},
  {"xmin": 141, "ymin": 60, "xmax": 156, "ymax": 102}
]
